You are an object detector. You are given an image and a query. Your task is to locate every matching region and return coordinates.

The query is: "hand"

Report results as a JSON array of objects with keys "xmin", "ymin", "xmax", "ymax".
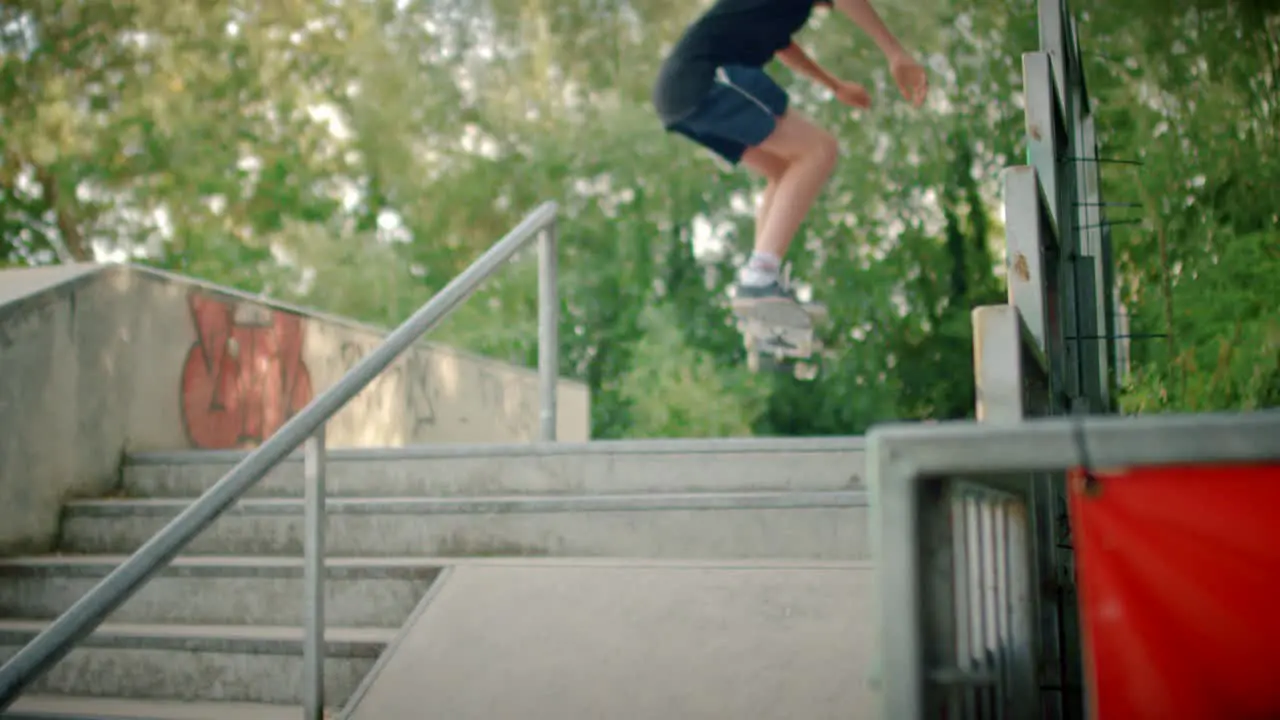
[
  {"xmin": 833, "ymin": 80, "xmax": 872, "ymax": 110},
  {"xmin": 889, "ymin": 53, "xmax": 928, "ymax": 107}
]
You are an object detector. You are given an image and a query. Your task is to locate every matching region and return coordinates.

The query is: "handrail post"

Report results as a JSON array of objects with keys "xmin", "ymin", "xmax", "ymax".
[
  {"xmin": 0, "ymin": 201, "xmax": 559, "ymax": 710},
  {"xmin": 302, "ymin": 426, "xmax": 327, "ymax": 719},
  {"xmin": 537, "ymin": 220, "xmax": 559, "ymax": 442}
]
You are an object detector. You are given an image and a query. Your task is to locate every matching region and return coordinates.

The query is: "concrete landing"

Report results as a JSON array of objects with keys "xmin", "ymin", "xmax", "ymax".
[{"xmin": 341, "ymin": 559, "xmax": 879, "ymax": 720}]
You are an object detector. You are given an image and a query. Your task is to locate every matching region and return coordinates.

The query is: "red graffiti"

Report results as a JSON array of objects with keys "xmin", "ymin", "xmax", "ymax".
[{"xmin": 180, "ymin": 294, "xmax": 314, "ymax": 449}]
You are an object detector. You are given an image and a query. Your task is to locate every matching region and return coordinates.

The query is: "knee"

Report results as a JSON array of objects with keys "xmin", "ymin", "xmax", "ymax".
[
  {"xmin": 807, "ymin": 130, "xmax": 839, "ymax": 175},
  {"xmin": 762, "ymin": 155, "xmax": 790, "ymax": 184}
]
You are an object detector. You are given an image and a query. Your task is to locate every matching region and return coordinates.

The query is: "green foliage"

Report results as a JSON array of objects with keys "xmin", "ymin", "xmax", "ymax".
[
  {"xmin": 1120, "ymin": 229, "xmax": 1280, "ymax": 413},
  {"xmin": 615, "ymin": 304, "xmax": 770, "ymax": 438},
  {"xmin": 1074, "ymin": 0, "xmax": 1280, "ymax": 412},
  {"xmin": 2, "ymin": 0, "xmax": 1275, "ymax": 439}
]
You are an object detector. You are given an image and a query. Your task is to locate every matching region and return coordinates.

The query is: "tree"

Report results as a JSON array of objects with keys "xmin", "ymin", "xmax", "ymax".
[{"xmin": 5, "ymin": 0, "xmax": 1273, "ymax": 442}]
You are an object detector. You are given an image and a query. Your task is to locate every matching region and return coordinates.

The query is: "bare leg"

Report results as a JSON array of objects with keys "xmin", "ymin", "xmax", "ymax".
[
  {"xmin": 746, "ymin": 110, "xmax": 839, "ymax": 259},
  {"xmin": 757, "ymin": 180, "xmax": 780, "ymax": 247},
  {"xmin": 729, "ymin": 112, "xmax": 837, "ymax": 326},
  {"xmin": 740, "ymin": 148, "xmax": 788, "ymax": 252}
]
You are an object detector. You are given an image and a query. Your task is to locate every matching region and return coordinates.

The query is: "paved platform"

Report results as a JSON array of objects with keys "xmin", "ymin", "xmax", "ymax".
[{"xmin": 341, "ymin": 558, "xmax": 879, "ymax": 720}]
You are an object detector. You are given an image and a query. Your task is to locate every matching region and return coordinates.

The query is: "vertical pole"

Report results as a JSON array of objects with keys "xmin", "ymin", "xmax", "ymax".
[
  {"xmin": 537, "ymin": 221, "xmax": 559, "ymax": 442},
  {"xmin": 303, "ymin": 427, "xmax": 326, "ymax": 720},
  {"xmin": 972, "ymin": 305, "xmax": 1026, "ymax": 424}
]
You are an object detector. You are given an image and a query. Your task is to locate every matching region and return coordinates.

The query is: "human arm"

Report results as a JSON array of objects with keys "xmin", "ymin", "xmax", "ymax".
[
  {"xmin": 777, "ymin": 42, "xmax": 872, "ymax": 108},
  {"xmin": 831, "ymin": 0, "xmax": 928, "ymax": 106},
  {"xmin": 830, "ymin": 0, "xmax": 908, "ymax": 59},
  {"xmin": 776, "ymin": 42, "xmax": 841, "ymax": 92}
]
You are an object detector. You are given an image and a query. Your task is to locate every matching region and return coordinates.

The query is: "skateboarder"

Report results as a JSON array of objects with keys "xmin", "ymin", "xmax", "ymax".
[{"xmin": 652, "ymin": 0, "xmax": 928, "ymax": 325}]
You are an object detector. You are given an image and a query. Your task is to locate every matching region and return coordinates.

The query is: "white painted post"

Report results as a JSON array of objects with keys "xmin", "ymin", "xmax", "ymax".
[
  {"xmin": 972, "ymin": 305, "xmax": 1026, "ymax": 423},
  {"xmin": 1001, "ymin": 166, "xmax": 1054, "ymax": 360},
  {"xmin": 1022, "ymin": 52, "xmax": 1063, "ymax": 234}
]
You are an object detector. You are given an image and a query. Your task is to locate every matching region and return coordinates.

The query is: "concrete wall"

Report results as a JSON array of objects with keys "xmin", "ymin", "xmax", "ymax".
[
  {"xmin": 0, "ymin": 266, "xmax": 142, "ymax": 554},
  {"xmin": 0, "ymin": 263, "xmax": 590, "ymax": 553}
]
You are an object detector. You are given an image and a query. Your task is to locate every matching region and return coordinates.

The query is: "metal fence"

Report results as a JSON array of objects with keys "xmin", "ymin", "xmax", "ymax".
[
  {"xmin": 871, "ymin": 0, "xmax": 1154, "ymax": 715},
  {"xmin": 947, "ymin": 0, "xmax": 1113, "ymax": 715},
  {"xmin": 1021, "ymin": 0, "xmax": 1119, "ymax": 414},
  {"xmin": 932, "ymin": 480, "xmax": 1036, "ymax": 719},
  {"xmin": 870, "ymin": 410, "xmax": 1280, "ymax": 719}
]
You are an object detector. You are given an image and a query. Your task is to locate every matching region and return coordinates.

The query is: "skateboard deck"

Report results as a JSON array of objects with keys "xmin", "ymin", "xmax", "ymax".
[{"xmin": 733, "ymin": 300, "xmax": 828, "ymax": 377}]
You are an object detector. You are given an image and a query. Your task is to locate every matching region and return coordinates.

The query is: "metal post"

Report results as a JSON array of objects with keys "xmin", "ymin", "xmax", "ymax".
[
  {"xmin": 537, "ymin": 223, "xmax": 559, "ymax": 442},
  {"xmin": 302, "ymin": 427, "xmax": 326, "ymax": 720}
]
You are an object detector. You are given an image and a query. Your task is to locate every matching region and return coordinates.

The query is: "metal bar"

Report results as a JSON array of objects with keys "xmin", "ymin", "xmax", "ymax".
[
  {"xmin": 994, "ymin": 505, "xmax": 1010, "ymax": 720},
  {"xmin": 872, "ymin": 441, "xmax": 926, "ymax": 720},
  {"xmin": 1067, "ymin": 333, "xmax": 1167, "ymax": 340},
  {"xmin": 1077, "ymin": 219, "xmax": 1140, "ymax": 231},
  {"xmin": 1064, "ymin": 156, "xmax": 1144, "ymax": 166},
  {"xmin": 302, "ymin": 427, "xmax": 327, "ymax": 720},
  {"xmin": 1079, "ymin": 115, "xmax": 1115, "ymax": 411},
  {"xmin": 538, "ymin": 222, "xmax": 559, "ymax": 442},
  {"xmin": 951, "ymin": 493, "xmax": 974, "ymax": 719},
  {"xmin": 978, "ymin": 502, "xmax": 995, "ymax": 717},
  {"xmin": 0, "ymin": 201, "xmax": 559, "ymax": 710},
  {"xmin": 964, "ymin": 497, "xmax": 983, "ymax": 719},
  {"xmin": 1007, "ymin": 500, "xmax": 1037, "ymax": 716},
  {"xmin": 1056, "ymin": 32, "xmax": 1084, "ymax": 411}
]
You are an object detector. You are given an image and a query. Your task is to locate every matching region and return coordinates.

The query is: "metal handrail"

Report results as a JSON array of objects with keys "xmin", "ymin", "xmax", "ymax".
[{"xmin": 0, "ymin": 201, "xmax": 561, "ymax": 715}]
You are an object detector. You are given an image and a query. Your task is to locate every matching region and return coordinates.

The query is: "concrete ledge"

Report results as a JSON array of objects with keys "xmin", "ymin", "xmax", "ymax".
[
  {"xmin": 67, "ymin": 490, "xmax": 868, "ymax": 517},
  {"xmin": 60, "ymin": 502, "xmax": 871, "ymax": 559},
  {"xmin": 0, "ymin": 556, "xmax": 439, "ymax": 627},
  {"xmin": 3, "ymin": 555, "xmax": 875, "ymax": 572},
  {"xmin": 127, "ymin": 436, "xmax": 868, "ymax": 464},
  {"xmin": 0, "ymin": 622, "xmax": 392, "ymax": 705},
  {"xmin": 0, "ymin": 621, "xmax": 393, "ymax": 656},
  {"xmin": 0, "ymin": 555, "xmax": 442, "ymax": 580},
  {"xmin": 0, "ymin": 657, "xmax": 373, "ymax": 707},
  {"xmin": 123, "ymin": 442, "xmax": 867, "ymax": 498},
  {"xmin": 0, "ymin": 265, "xmax": 102, "ymax": 326},
  {"xmin": 3, "ymin": 695, "xmax": 301, "ymax": 720}
]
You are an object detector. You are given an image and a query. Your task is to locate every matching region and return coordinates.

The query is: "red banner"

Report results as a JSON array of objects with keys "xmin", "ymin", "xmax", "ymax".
[{"xmin": 1069, "ymin": 462, "xmax": 1280, "ymax": 719}]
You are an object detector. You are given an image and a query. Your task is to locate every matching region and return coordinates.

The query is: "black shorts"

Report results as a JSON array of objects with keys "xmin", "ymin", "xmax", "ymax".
[{"xmin": 669, "ymin": 65, "xmax": 789, "ymax": 166}]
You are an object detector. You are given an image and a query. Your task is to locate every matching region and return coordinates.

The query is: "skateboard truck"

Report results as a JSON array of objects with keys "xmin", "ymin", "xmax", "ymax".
[{"xmin": 735, "ymin": 301, "xmax": 828, "ymax": 380}]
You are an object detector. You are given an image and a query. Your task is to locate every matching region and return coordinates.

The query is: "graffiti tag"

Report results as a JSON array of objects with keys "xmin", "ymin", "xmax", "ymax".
[{"xmin": 180, "ymin": 293, "xmax": 314, "ymax": 448}]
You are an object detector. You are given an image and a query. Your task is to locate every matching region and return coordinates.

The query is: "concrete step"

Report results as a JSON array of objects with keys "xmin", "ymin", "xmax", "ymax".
[
  {"xmin": 122, "ymin": 437, "xmax": 867, "ymax": 498},
  {"xmin": 0, "ymin": 621, "xmax": 394, "ymax": 707},
  {"xmin": 59, "ymin": 491, "xmax": 871, "ymax": 560},
  {"xmin": 0, "ymin": 556, "xmax": 439, "ymax": 628},
  {"xmin": 2, "ymin": 695, "xmax": 302, "ymax": 720}
]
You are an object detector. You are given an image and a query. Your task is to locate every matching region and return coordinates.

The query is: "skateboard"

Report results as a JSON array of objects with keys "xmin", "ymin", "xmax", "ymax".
[{"xmin": 733, "ymin": 300, "xmax": 829, "ymax": 379}]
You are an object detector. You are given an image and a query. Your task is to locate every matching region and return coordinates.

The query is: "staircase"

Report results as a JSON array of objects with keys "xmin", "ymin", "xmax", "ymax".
[{"xmin": 0, "ymin": 438, "xmax": 867, "ymax": 718}]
